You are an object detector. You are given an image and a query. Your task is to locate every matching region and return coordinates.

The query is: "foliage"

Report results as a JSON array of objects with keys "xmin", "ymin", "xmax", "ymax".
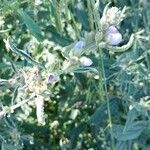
[{"xmin": 0, "ymin": 0, "xmax": 150, "ymax": 149}]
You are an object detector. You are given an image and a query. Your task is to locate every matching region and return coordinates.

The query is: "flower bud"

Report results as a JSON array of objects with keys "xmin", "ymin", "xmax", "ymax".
[
  {"xmin": 73, "ymin": 40, "xmax": 86, "ymax": 56},
  {"xmin": 106, "ymin": 26, "xmax": 122, "ymax": 46},
  {"xmin": 80, "ymin": 56, "xmax": 93, "ymax": 67},
  {"xmin": 74, "ymin": 40, "xmax": 86, "ymax": 50},
  {"xmin": 100, "ymin": 3, "xmax": 126, "ymax": 29}
]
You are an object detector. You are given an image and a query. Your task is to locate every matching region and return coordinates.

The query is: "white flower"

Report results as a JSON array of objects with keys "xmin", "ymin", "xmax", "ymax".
[{"xmin": 80, "ymin": 56, "xmax": 93, "ymax": 66}]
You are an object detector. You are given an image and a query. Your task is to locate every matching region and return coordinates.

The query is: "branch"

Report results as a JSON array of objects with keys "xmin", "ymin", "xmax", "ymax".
[{"xmin": 0, "ymin": 94, "xmax": 35, "ymax": 117}]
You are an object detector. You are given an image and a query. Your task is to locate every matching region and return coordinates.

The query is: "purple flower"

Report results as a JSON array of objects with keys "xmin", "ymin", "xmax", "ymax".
[
  {"xmin": 74, "ymin": 40, "xmax": 86, "ymax": 50},
  {"xmin": 48, "ymin": 74, "xmax": 59, "ymax": 83},
  {"xmin": 106, "ymin": 26, "xmax": 122, "ymax": 46},
  {"xmin": 106, "ymin": 26, "xmax": 118, "ymax": 33}
]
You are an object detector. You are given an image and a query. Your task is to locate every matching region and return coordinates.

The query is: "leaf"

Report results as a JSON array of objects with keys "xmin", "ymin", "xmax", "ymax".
[
  {"xmin": 124, "ymin": 108, "xmax": 140, "ymax": 132},
  {"xmin": 112, "ymin": 124, "xmax": 140, "ymax": 141},
  {"xmin": 17, "ymin": 9, "xmax": 44, "ymax": 41},
  {"xmin": 112, "ymin": 121, "xmax": 149, "ymax": 141},
  {"xmin": 115, "ymin": 141, "xmax": 132, "ymax": 150},
  {"xmin": 11, "ymin": 86, "xmax": 19, "ymax": 105},
  {"xmin": 74, "ymin": 1, "xmax": 90, "ymax": 31},
  {"xmin": 45, "ymin": 25, "xmax": 72, "ymax": 46},
  {"xmin": 1, "ymin": 142, "xmax": 18, "ymax": 150},
  {"xmin": 62, "ymin": 43, "xmax": 75, "ymax": 58},
  {"xmin": 81, "ymin": 42, "xmax": 97, "ymax": 55},
  {"xmin": 0, "ymin": 79, "xmax": 11, "ymax": 90},
  {"xmin": 62, "ymin": 41, "xmax": 97, "ymax": 58},
  {"xmin": 4, "ymin": 38, "xmax": 45, "ymax": 69},
  {"xmin": 4, "ymin": 114, "xmax": 16, "ymax": 129},
  {"xmin": 116, "ymin": 70, "xmax": 133, "ymax": 93},
  {"xmin": 73, "ymin": 67, "xmax": 98, "ymax": 74},
  {"xmin": 4, "ymin": 54, "xmax": 17, "ymax": 73},
  {"xmin": 89, "ymin": 98, "xmax": 120, "ymax": 127},
  {"xmin": 50, "ymin": 0, "xmax": 62, "ymax": 33}
]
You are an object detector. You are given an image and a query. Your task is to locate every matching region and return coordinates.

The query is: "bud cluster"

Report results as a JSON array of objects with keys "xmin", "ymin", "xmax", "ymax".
[
  {"xmin": 62, "ymin": 40, "xmax": 93, "ymax": 72},
  {"xmin": 100, "ymin": 4, "xmax": 126, "ymax": 29}
]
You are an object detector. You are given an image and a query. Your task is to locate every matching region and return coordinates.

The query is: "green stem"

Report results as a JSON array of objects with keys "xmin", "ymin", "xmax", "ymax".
[
  {"xmin": 99, "ymin": 47, "xmax": 115, "ymax": 150},
  {"xmin": 97, "ymin": 59, "xmax": 105, "ymax": 102},
  {"xmin": 52, "ymin": 0, "xmax": 63, "ymax": 34},
  {"xmin": 87, "ymin": 0, "xmax": 94, "ymax": 30},
  {"xmin": 64, "ymin": 0, "xmax": 69, "ymax": 22},
  {"xmin": 90, "ymin": 0, "xmax": 115, "ymax": 147}
]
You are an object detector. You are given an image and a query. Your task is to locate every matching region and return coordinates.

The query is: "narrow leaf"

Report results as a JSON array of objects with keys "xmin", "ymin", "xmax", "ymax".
[
  {"xmin": 4, "ymin": 38, "xmax": 45, "ymax": 69},
  {"xmin": 74, "ymin": 1, "xmax": 90, "ymax": 31},
  {"xmin": 18, "ymin": 9, "xmax": 44, "ymax": 41}
]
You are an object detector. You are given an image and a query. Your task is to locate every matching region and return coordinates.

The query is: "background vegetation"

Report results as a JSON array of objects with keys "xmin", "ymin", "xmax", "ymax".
[{"xmin": 0, "ymin": 0, "xmax": 150, "ymax": 149}]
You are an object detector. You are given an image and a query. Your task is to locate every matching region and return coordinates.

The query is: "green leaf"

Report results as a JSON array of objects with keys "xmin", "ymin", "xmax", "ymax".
[
  {"xmin": 50, "ymin": 0, "xmax": 63, "ymax": 33},
  {"xmin": 112, "ymin": 124, "xmax": 140, "ymax": 141},
  {"xmin": 45, "ymin": 25, "xmax": 72, "ymax": 46},
  {"xmin": 74, "ymin": 1, "xmax": 90, "ymax": 31},
  {"xmin": 115, "ymin": 141, "xmax": 132, "ymax": 150},
  {"xmin": 5, "ymin": 38, "xmax": 45, "ymax": 69},
  {"xmin": 4, "ymin": 114, "xmax": 16, "ymax": 129},
  {"xmin": 4, "ymin": 54, "xmax": 17, "ymax": 73},
  {"xmin": 112, "ymin": 121, "xmax": 149, "ymax": 141},
  {"xmin": 73, "ymin": 67, "xmax": 98, "ymax": 74},
  {"xmin": 124, "ymin": 108, "xmax": 140, "ymax": 132},
  {"xmin": 1, "ymin": 142, "xmax": 18, "ymax": 150},
  {"xmin": 17, "ymin": 9, "xmax": 44, "ymax": 41},
  {"xmin": 89, "ymin": 98, "xmax": 120, "ymax": 127},
  {"xmin": 0, "ymin": 79, "xmax": 11, "ymax": 90},
  {"xmin": 11, "ymin": 86, "xmax": 19, "ymax": 105}
]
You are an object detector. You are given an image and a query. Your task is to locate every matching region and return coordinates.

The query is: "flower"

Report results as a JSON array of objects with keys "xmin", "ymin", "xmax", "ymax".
[
  {"xmin": 80, "ymin": 56, "xmax": 93, "ymax": 66},
  {"xmin": 106, "ymin": 26, "xmax": 122, "ymax": 46},
  {"xmin": 48, "ymin": 74, "xmax": 59, "ymax": 83},
  {"xmin": 105, "ymin": 7, "xmax": 123, "ymax": 25},
  {"xmin": 74, "ymin": 40, "xmax": 86, "ymax": 50},
  {"xmin": 72, "ymin": 40, "xmax": 86, "ymax": 56},
  {"xmin": 106, "ymin": 26, "xmax": 119, "ymax": 33}
]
